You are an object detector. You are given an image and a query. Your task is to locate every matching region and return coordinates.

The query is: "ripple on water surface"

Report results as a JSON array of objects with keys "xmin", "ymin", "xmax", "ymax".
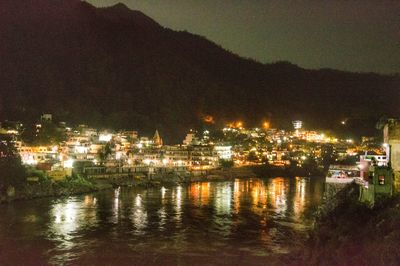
[{"xmin": 0, "ymin": 177, "xmax": 324, "ymax": 264}]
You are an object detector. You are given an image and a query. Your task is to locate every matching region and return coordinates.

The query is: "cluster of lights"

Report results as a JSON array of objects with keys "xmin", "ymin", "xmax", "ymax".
[{"xmin": 227, "ymin": 121, "xmax": 243, "ymax": 129}]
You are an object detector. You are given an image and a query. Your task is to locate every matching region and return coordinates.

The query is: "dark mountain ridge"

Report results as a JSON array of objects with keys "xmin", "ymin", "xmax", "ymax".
[{"xmin": 0, "ymin": 0, "xmax": 398, "ymax": 142}]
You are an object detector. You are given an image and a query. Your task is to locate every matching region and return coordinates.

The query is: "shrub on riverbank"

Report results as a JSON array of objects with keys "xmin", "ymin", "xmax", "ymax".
[
  {"xmin": 306, "ymin": 185, "xmax": 400, "ymax": 265},
  {"xmin": 57, "ymin": 174, "xmax": 96, "ymax": 191},
  {"xmin": 1, "ymin": 172, "xmax": 97, "ymax": 203}
]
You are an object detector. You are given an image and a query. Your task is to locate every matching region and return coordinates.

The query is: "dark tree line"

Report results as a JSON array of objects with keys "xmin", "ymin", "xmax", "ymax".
[{"xmin": 0, "ymin": 137, "xmax": 26, "ymax": 194}]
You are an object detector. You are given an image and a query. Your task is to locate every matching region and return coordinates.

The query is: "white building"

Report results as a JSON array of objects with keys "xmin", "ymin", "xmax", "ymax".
[
  {"xmin": 163, "ymin": 145, "xmax": 190, "ymax": 166},
  {"xmin": 183, "ymin": 130, "xmax": 199, "ymax": 145},
  {"xmin": 292, "ymin": 120, "xmax": 303, "ymax": 130},
  {"xmin": 214, "ymin": 145, "xmax": 232, "ymax": 160}
]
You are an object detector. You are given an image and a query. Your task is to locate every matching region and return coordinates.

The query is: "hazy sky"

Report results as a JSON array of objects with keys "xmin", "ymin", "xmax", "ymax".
[{"xmin": 87, "ymin": 0, "xmax": 400, "ymax": 74}]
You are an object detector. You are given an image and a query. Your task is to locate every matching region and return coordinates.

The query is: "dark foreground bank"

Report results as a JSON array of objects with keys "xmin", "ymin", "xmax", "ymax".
[{"xmin": 302, "ymin": 183, "xmax": 400, "ymax": 265}]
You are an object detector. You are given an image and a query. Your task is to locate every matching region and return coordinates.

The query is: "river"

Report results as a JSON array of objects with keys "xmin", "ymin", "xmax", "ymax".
[{"xmin": 0, "ymin": 177, "xmax": 324, "ymax": 265}]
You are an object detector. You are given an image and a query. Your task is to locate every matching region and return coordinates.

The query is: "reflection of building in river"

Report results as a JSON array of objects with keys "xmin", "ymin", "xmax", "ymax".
[
  {"xmin": 234, "ymin": 179, "xmax": 241, "ymax": 213},
  {"xmin": 267, "ymin": 178, "xmax": 288, "ymax": 214},
  {"xmin": 214, "ymin": 183, "xmax": 232, "ymax": 215},
  {"xmin": 250, "ymin": 179, "xmax": 267, "ymax": 208},
  {"xmin": 131, "ymin": 193, "xmax": 148, "ymax": 234},
  {"xmin": 171, "ymin": 186, "xmax": 183, "ymax": 226},
  {"xmin": 50, "ymin": 196, "xmax": 99, "ymax": 245},
  {"xmin": 189, "ymin": 178, "xmax": 322, "ymax": 222},
  {"xmin": 293, "ymin": 177, "xmax": 307, "ymax": 218},
  {"xmin": 112, "ymin": 187, "xmax": 120, "ymax": 223},
  {"xmin": 188, "ymin": 182, "xmax": 210, "ymax": 206}
]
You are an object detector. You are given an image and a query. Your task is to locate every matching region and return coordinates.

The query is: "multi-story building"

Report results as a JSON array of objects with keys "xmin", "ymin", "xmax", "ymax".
[
  {"xmin": 189, "ymin": 145, "xmax": 219, "ymax": 169},
  {"xmin": 214, "ymin": 145, "xmax": 232, "ymax": 160},
  {"xmin": 163, "ymin": 145, "xmax": 190, "ymax": 166}
]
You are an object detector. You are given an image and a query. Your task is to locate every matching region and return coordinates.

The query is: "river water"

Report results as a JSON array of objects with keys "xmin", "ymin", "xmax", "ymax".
[{"xmin": 0, "ymin": 177, "xmax": 324, "ymax": 265}]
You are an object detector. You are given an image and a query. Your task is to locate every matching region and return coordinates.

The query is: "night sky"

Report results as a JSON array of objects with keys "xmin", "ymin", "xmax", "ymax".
[{"xmin": 87, "ymin": 0, "xmax": 399, "ymax": 74}]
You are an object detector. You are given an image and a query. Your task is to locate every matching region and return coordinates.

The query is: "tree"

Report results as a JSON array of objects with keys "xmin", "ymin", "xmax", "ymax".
[
  {"xmin": 321, "ymin": 144, "xmax": 334, "ymax": 171},
  {"xmin": 303, "ymin": 157, "xmax": 318, "ymax": 172},
  {"xmin": 98, "ymin": 143, "xmax": 112, "ymax": 165},
  {"xmin": 0, "ymin": 138, "xmax": 26, "ymax": 193},
  {"xmin": 21, "ymin": 122, "xmax": 66, "ymax": 145},
  {"xmin": 261, "ymin": 156, "xmax": 269, "ymax": 165},
  {"xmin": 247, "ymin": 151, "xmax": 259, "ymax": 162},
  {"xmin": 220, "ymin": 159, "xmax": 234, "ymax": 168}
]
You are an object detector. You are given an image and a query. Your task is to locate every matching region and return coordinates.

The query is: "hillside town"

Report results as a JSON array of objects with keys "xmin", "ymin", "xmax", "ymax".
[{"xmin": 0, "ymin": 114, "xmax": 392, "ymax": 182}]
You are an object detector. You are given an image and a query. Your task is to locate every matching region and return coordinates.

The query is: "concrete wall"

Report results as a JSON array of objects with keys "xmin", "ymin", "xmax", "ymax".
[{"xmin": 385, "ymin": 121, "xmax": 400, "ymax": 172}]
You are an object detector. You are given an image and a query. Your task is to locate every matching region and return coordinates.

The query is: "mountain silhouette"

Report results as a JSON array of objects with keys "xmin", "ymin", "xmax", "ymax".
[{"xmin": 0, "ymin": 0, "xmax": 398, "ymax": 142}]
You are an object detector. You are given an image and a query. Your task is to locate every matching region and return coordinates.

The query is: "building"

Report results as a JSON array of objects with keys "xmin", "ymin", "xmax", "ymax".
[
  {"xmin": 189, "ymin": 145, "xmax": 218, "ymax": 169},
  {"xmin": 384, "ymin": 119, "xmax": 400, "ymax": 172},
  {"xmin": 163, "ymin": 145, "xmax": 190, "ymax": 166},
  {"xmin": 214, "ymin": 145, "xmax": 232, "ymax": 160},
  {"xmin": 41, "ymin": 114, "xmax": 52, "ymax": 122},
  {"xmin": 183, "ymin": 130, "xmax": 199, "ymax": 145},
  {"xmin": 292, "ymin": 120, "xmax": 303, "ymax": 130},
  {"xmin": 153, "ymin": 130, "xmax": 163, "ymax": 146}
]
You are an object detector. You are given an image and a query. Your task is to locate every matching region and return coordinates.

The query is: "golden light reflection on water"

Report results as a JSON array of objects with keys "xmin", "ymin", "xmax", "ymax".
[
  {"xmin": 293, "ymin": 177, "xmax": 307, "ymax": 218},
  {"xmin": 112, "ymin": 187, "xmax": 120, "ymax": 223},
  {"xmin": 234, "ymin": 179, "xmax": 241, "ymax": 214},
  {"xmin": 214, "ymin": 183, "xmax": 232, "ymax": 215},
  {"xmin": 45, "ymin": 178, "xmax": 318, "ymax": 242},
  {"xmin": 158, "ymin": 205, "xmax": 167, "ymax": 231},
  {"xmin": 268, "ymin": 177, "xmax": 288, "ymax": 214},
  {"xmin": 185, "ymin": 177, "xmax": 317, "ymax": 221},
  {"xmin": 131, "ymin": 193, "xmax": 148, "ymax": 234},
  {"xmin": 169, "ymin": 185, "xmax": 183, "ymax": 228},
  {"xmin": 188, "ymin": 182, "xmax": 210, "ymax": 206},
  {"xmin": 47, "ymin": 195, "xmax": 99, "ymax": 259},
  {"xmin": 38, "ymin": 177, "xmax": 323, "ymax": 263}
]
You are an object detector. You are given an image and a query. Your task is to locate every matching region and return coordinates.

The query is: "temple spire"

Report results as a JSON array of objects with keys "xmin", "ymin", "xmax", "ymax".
[{"xmin": 153, "ymin": 129, "xmax": 163, "ymax": 146}]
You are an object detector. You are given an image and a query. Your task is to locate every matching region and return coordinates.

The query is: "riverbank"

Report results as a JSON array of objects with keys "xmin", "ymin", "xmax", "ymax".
[
  {"xmin": 251, "ymin": 164, "xmax": 325, "ymax": 178},
  {"xmin": 1, "ymin": 165, "xmax": 324, "ymax": 204},
  {"xmin": 0, "ymin": 176, "xmax": 95, "ymax": 204},
  {"xmin": 189, "ymin": 166, "xmax": 258, "ymax": 182},
  {"xmin": 191, "ymin": 164, "xmax": 325, "ymax": 182},
  {"xmin": 302, "ymin": 183, "xmax": 400, "ymax": 265},
  {"xmin": 0, "ymin": 175, "xmax": 170, "ymax": 204}
]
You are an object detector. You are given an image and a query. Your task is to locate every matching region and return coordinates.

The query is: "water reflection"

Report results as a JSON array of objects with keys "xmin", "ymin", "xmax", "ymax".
[
  {"xmin": 131, "ymin": 194, "xmax": 147, "ymax": 235},
  {"xmin": 46, "ymin": 195, "xmax": 99, "ymax": 263},
  {"xmin": 112, "ymin": 187, "xmax": 120, "ymax": 223},
  {"xmin": 294, "ymin": 177, "xmax": 307, "ymax": 218},
  {"xmin": 214, "ymin": 183, "xmax": 231, "ymax": 215},
  {"xmin": 188, "ymin": 182, "xmax": 210, "ymax": 206},
  {"xmin": 49, "ymin": 195, "xmax": 99, "ymax": 237},
  {"xmin": 0, "ymin": 177, "xmax": 324, "ymax": 264}
]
